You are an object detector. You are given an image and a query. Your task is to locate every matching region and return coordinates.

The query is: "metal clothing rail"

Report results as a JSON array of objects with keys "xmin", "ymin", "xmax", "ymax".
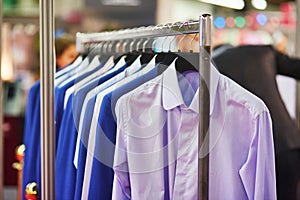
[
  {"xmin": 76, "ymin": 14, "xmax": 212, "ymax": 199},
  {"xmin": 76, "ymin": 22, "xmax": 200, "ymax": 53},
  {"xmin": 76, "ymin": 16, "xmax": 211, "ymax": 54}
]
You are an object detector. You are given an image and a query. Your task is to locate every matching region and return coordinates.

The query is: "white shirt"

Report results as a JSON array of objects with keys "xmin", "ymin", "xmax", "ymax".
[
  {"xmin": 63, "ymin": 56, "xmax": 118, "ymax": 109},
  {"xmin": 58, "ymin": 55, "xmax": 100, "ymax": 88},
  {"xmin": 112, "ymin": 62, "xmax": 277, "ymax": 200},
  {"xmin": 73, "ymin": 56, "xmax": 141, "ymax": 168},
  {"xmin": 80, "ymin": 56, "xmax": 157, "ymax": 199},
  {"xmin": 55, "ymin": 57, "xmax": 90, "ymax": 87}
]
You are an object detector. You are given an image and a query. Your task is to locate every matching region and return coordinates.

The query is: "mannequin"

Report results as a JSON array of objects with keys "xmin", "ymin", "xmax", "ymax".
[{"xmin": 213, "ymin": 45, "xmax": 300, "ymax": 200}]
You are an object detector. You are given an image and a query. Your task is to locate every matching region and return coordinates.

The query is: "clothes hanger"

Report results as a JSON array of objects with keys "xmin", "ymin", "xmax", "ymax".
[
  {"xmin": 119, "ymin": 38, "xmax": 140, "ymax": 66},
  {"xmin": 154, "ymin": 23, "xmax": 180, "ymax": 66},
  {"xmin": 171, "ymin": 21, "xmax": 200, "ymax": 72},
  {"xmin": 156, "ymin": 21, "xmax": 200, "ymax": 74},
  {"xmin": 57, "ymin": 41, "xmax": 105, "ymax": 88},
  {"xmin": 134, "ymin": 37, "xmax": 154, "ymax": 65},
  {"xmin": 96, "ymin": 40, "xmax": 113, "ymax": 68},
  {"xmin": 96, "ymin": 40, "xmax": 117, "ymax": 73},
  {"xmin": 64, "ymin": 39, "xmax": 131, "ymax": 108},
  {"xmin": 174, "ymin": 32, "xmax": 199, "ymax": 71}
]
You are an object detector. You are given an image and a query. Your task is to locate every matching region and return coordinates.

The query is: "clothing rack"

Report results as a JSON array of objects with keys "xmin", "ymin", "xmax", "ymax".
[
  {"xmin": 6, "ymin": 1, "xmax": 300, "ymax": 198},
  {"xmin": 76, "ymin": 14, "xmax": 212, "ymax": 199}
]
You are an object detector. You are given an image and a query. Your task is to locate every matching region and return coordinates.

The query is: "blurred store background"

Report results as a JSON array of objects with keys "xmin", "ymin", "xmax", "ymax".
[{"xmin": 1, "ymin": 0, "xmax": 298, "ymax": 199}]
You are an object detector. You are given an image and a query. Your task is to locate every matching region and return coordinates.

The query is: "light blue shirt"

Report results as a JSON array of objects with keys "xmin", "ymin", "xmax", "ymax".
[
  {"xmin": 113, "ymin": 61, "xmax": 276, "ymax": 199},
  {"xmin": 85, "ymin": 59, "xmax": 159, "ymax": 199}
]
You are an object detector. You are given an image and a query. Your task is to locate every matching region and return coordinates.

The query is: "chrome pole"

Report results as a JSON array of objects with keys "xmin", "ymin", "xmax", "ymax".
[
  {"xmin": 198, "ymin": 14, "xmax": 211, "ymax": 200},
  {"xmin": 40, "ymin": 0, "xmax": 55, "ymax": 198}
]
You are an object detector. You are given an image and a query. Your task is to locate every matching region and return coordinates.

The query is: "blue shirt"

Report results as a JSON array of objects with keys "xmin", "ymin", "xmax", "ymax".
[
  {"xmin": 55, "ymin": 64, "xmax": 128, "ymax": 200},
  {"xmin": 22, "ymin": 81, "xmax": 40, "ymax": 199},
  {"xmin": 22, "ymin": 62, "xmax": 102, "ymax": 198},
  {"xmin": 55, "ymin": 96, "xmax": 77, "ymax": 200},
  {"xmin": 87, "ymin": 66, "xmax": 159, "ymax": 199},
  {"xmin": 74, "ymin": 63, "xmax": 128, "ymax": 199},
  {"xmin": 79, "ymin": 57, "xmax": 156, "ymax": 198},
  {"xmin": 74, "ymin": 97, "xmax": 96, "ymax": 200}
]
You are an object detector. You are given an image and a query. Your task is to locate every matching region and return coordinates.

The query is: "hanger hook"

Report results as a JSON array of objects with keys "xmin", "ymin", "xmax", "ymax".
[
  {"xmin": 103, "ymin": 41, "xmax": 109, "ymax": 54},
  {"xmin": 160, "ymin": 23, "xmax": 173, "ymax": 52},
  {"xmin": 177, "ymin": 34, "xmax": 186, "ymax": 52},
  {"xmin": 189, "ymin": 33, "xmax": 198, "ymax": 52},
  {"xmin": 98, "ymin": 42, "xmax": 104, "ymax": 54},
  {"xmin": 106, "ymin": 41, "xmax": 111, "ymax": 53},
  {"xmin": 152, "ymin": 39, "xmax": 157, "ymax": 52},
  {"xmin": 161, "ymin": 36, "xmax": 168, "ymax": 52},
  {"xmin": 141, "ymin": 25, "xmax": 154, "ymax": 52},
  {"xmin": 151, "ymin": 24, "xmax": 163, "ymax": 52},
  {"xmin": 115, "ymin": 40, "xmax": 121, "ymax": 53},
  {"xmin": 136, "ymin": 38, "xmax": 143, "ymax": 51},
  {"xmin": 129, "ymin": 39, "xmax": 135, "ymax": 52},
  {"xmin": 176, "ymin": 20, "xmax": 191, "ymax": 52},
  {"xmin": 168, "ymin": 36, "xmax": 176, "ymax": 52},
  {"xmin": 108, "ymin": 40, "xmax": 114, "ymax": 53},
  {"xmin": 135, "ymin": 27, "xmax": 145, "ymax": 51},
  {"xmin": 142, "ymin": 37, "xmax": 149, "ymax": 52},
  {"xmin": 167, "ymin": 22, "xmax": 178, "ymax": 52},
  {"xmin": 122, "ymin": 39, "xmax": 129, "ymax": 53}
]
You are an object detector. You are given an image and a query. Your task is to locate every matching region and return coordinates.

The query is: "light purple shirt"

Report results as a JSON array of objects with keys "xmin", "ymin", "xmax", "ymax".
[{"xmin": 113, "ymin": 61, "xmax": 276, "ymax": 200}]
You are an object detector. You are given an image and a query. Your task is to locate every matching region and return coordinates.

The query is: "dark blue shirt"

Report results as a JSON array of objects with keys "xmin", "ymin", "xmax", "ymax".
[
  {"xmin": 55, "ymin": 64, "xmax": 128, "ymax": 199},
  {"xmin": 88, "ymin": 66, "xmax": 159, "ymax": 198}
]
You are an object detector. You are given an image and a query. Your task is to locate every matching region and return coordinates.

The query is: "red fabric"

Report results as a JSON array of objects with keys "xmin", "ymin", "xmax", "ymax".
[
  {"xmin": 3, "ymin": 116, "xmax": 23, "ymax": 186},
  {"xmin": 25, "ymin": 194, "xmax": 38, "ymax": 200}
]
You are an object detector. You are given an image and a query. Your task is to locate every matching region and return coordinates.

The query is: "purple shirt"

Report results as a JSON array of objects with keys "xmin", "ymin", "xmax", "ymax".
[{"xmin": 112, "ymin": 61, "xmax": 276, "ymax": 200}]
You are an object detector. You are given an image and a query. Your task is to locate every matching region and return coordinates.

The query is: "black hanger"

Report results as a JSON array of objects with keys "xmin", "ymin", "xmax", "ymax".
[
  {"xmin": 175, "ymin": 52, "xmax": 199, "ymax": 71},
  {"xmin": 124, "ymin": 51, "xmax": 140, "ymax": 66},
  {"xmin": 140, "ymin": 52, "xmax": 155, "ymax": 65},
  {"xmin": 113, "ymin": 51, "xmax": 139, "ymax": 66},
  {"xmin": 115, "ymin": 50, "xmax": 155, "ymax": 66},
  {"xmin": 156, "ymin": 52, "xmax": 199, "ymax": 74}
]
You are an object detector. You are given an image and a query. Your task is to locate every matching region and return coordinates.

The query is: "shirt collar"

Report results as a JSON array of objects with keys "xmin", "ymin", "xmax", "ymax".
[{"xmin": 162, "ymin": 58, "xmax": 220, "ymax": 115}]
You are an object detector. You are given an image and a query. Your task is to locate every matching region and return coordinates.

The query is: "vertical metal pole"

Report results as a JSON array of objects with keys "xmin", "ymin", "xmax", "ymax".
[
  {"xmin": 295, "ymin": 0, "xmax": 300, "ymax": 128},
  {"xmin": 40, "ymin": 0, "xmax": 55, "ymax": 198},
  {"xmin": 0, "ymin": 0, "xmax": 3, "ymax": 198},
  {"xmin": 198, "ymin": 14, "xmax": 211, "ymax": 200}
]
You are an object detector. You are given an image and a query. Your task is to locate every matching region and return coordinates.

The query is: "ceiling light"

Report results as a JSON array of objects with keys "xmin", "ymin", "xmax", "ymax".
[
  {"xmin": 251, "ymin": 0, "xmax": 267, "ymax": 10},
  {"xmin": 101, "ymin": 0, "xmax": 141, "ymax": 6},
  {"xmin": 199, "ymin": 0, "xmax": 245, "ymax": 10}
]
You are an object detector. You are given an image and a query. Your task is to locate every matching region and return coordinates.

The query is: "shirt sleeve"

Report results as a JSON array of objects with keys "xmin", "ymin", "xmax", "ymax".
[
  {"xmin": 112, "ymin": 97, "xmax": 131, "ymax": 200},
  {"xmin": 239, "ymin": 110, "xmax": 277, "ymax": 200}
]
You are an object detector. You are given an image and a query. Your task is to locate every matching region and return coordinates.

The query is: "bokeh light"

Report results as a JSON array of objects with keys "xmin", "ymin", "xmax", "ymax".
[
  {"xmin": 214, "ymin": 17, "xmax": 226, "ymax": 29},
  {"xmin": 226, "ymin": 17, "xmax": 235, "ymax": 28},
  {"xmin": 235, "ymin": 16, "xmax": 245, "ymax": 28},
  {"xmin": 256, "ymin": 13, "xmax": 267, "ymax": 26}
]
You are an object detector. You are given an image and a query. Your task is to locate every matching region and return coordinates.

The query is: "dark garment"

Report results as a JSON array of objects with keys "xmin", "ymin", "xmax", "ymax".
[{"xmin": 213, "ymin": 44, "xmax": 300, "ymax": 200}]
